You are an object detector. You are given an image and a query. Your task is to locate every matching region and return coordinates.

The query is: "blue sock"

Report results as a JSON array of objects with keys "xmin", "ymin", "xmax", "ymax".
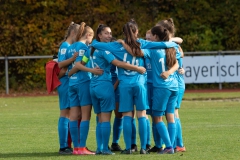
[
  {"xmin": 168, "ymin": 122, "xmax": 176, "ymax": 146},
  {"xmin": 138, "ymin": 117, "xmax": 147, "ymax": 150},
  {"xmin": 146, "ymin": 118, "xmax": 151, "ymax": 146},
  {"xmin": 156, "ymin": 121, "xmax": 172, "ymax": 148},
  {"xmin": 101, "ymin": 122, "xmax": 111, "ymax": 151},
  {"xmin": 58, "ymin": 117, "xmax": 69, "ymax": 149},
  {"xmin": 96, "ymin": 122, "xmax": 102, "ymax": 151},
  {"xmin": 69, "ymin": 120, "xmax": 79, "ymax": 148},
  {"xmin": 79, "ymin": 121, "xmax": 89, "ymax": 147},
  {"xmin": 176, "ymin": 118, "xmax": 184, "ymax": 147},
  {"xmin": 123, "ymin": 116, "xmax": 132, "ymax": 150},
  {"xmin": 112, "ymin": 117, "xmax": 123, "ymax": 144},
  {"xmin": 131, "ymin": 118, "xmax": 137, "ymax": 145}
]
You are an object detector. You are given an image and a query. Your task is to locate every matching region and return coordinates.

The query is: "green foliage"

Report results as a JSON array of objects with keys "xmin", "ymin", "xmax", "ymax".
[{"xmin": 0, "ymin": 0, "xmax": 239, "ymax": 91}]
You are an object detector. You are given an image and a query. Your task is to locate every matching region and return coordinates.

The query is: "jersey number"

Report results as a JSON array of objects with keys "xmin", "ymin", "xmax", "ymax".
[{"xmin": 159, "ymin": 58, "xmax": 165, "ymax": 72}]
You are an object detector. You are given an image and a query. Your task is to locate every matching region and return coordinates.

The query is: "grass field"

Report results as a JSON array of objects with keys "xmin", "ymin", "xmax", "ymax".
[{"xmin": 0, "ymin": 92, "xmax": 240, "ymax": 160}]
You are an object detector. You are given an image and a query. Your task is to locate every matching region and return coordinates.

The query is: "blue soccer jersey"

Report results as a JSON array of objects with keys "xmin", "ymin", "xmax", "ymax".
[
  {"xmin": 91, "ymin": 39, "xmax": 178, "ymax": 52},
  {"xmin": 57, "ymin": 41, "xmax": 71, "ymax": 110},
  {"xmin": 176, "ymin": 58, "xmax": 185, "ymax": 89},
  {"xmin": 66, "ymin": 41, "xmax": 91, "ymax": 86},
  {"xmin": 144, "ymin": 47, "xmax": 181, "ymax": 91},
  {"xmin": 92, "ymin": 42, "xmax": 149, "ymax": 112},
  {"xmin": 145, "ymin": 57, "xmax": 153, "ymax": 83},
  {"xmin": 89, "ymin": 49, "xmax": 116, "ymax": 86}
]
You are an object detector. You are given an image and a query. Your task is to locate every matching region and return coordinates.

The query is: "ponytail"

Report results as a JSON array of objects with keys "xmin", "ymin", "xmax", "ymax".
[
  {"xmin": 151, "ymin": 25, "xmax": 176, "ymax": 69},
  {"xmin": 123, "ymin": 19, "xmax": 143, "ymax": 57},
  {"xmin": 59, "ymin": 21, "xmax": 78, "ymax": 46}
]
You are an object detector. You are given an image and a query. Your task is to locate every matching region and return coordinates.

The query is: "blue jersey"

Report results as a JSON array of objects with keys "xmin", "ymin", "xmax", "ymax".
[
  {"xmin": 110, "ymin": 64, "xmax": 118, "ymax": 78},
  {"xmin": 66, "ymin": 41, "xmax": 91, "ymax": 86},
  {"xmin": 144, "ymin": 47, "xmax": 181, "ymax": 91},
  {"xmin": 58, "ymin": 41, "xmax": 70, "ymax": 62},
  {"xmin": 176, "ymin": 58, "xmax": 185, "ymax": 89},
  {"xmin": 145, "ymin": 57, "xmax": 153, "ymax": 83},
  {"xmin": 91, "ymin": 39, "xmax": 178, "ymax": 52},
  {"xmin": 92, "ymin": 41, "xmax": 147, "ymax": 84},
  {"xmin": 58, "ymin": 41, "xmax": 70, "ymax": 76},
  {"xmin": 89, "ymin": 49, "xmax": 116, "ymax": 86}
]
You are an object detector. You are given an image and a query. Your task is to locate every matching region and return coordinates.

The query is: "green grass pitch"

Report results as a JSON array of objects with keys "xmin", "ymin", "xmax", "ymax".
[{"xmin": 0, "ymin": 92, "xmax": 239, "ymax": 160}]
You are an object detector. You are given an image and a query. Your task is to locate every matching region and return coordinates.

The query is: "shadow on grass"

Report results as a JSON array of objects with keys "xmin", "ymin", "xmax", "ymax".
[{"xmin": 0, "ymin": 152, "xmax": 70, "ymax": 158}]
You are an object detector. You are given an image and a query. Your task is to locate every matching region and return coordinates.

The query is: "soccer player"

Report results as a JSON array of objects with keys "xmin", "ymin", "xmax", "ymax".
[
  {"xmin": 68, "ymin": 24, "xmax": 146, "ymax": 155},
  {"xmin": 157, "ymin": 18, "xmax": 186, "ymax": 152},
  {"xmin": 66, "ymin": 22, "xmax": 102, "ymax": 155},
  {"xmin": 144, "ymin": 24, "xmax": 182, "ymax": 154},
  {"xmin": 56, "ymin": 22, "xmax": 79, "ymax": 154}
]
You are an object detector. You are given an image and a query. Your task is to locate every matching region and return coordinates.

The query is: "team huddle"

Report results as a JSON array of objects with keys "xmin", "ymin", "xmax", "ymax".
[{"xmin": 54, "ymin": 18, "xmax": 186, "ymax": 155}]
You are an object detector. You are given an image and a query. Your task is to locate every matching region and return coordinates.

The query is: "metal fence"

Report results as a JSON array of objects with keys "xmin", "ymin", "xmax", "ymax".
[{"xmin": 1, "ymin": 51, "xmax": 240, "ymax": 94}]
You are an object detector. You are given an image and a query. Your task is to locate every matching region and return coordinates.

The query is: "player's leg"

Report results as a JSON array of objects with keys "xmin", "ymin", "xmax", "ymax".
[
  {"xmin": 111, "ymin": 87, "xmax": 123, "ymax": 151},
  {"xmin": 165, "ymin": 90, "xmax": 178, "ymax": 147},
  {"xmin": 174, "ymin": 87, "xmax": 186, "ymax": 152},
  {"xmin": 98, "ymin": 81, "xmax": 115, "ymax": 155},
  {"xmin": 57, "ymin": 78, "xmax": 72, "ymax": 154},
  {"xmin": 134, "ymin": 83, "xmax": 149, "ymax": 154},
  {"xmin": 152, "ymin": 88, "xmax": 174, "ymax": 154},
  {"xmin": 90, "ymin": 86, "xmax": 102, "ymax": 154},
  {"xmin": 119, "ymin": 84, "xmax": 134, "ymax": 154},
  {"xmin": 68, "ymin": 85, "xmax": 81, "ymax": 154},
  {"xmin": 77, "ymin": 81, "xmax": 95, "ymax": 155}
]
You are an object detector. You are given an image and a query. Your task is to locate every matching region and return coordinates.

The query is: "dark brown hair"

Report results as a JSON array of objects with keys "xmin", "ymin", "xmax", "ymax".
[
  {"xmin": 151, "ymin": 25, "xmax": 176, "ymax": 69},
  {"xmin": 122, "ymin": 19, "xmax": 143, "ymax": 57},
  {"xmin": 90, "ymin": 24, "xmax": 109, "ymax": 57},
  {"xmin": 156, "ymin": 18, "xmax": 175, "ymax": 36}
]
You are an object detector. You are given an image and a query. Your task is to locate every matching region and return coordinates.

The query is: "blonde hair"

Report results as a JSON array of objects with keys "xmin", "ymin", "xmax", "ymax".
[
  {"xmin": 59, "ymin": 22, "xmax": 79, "ymax": 45},
  {"xmin": 76, "ymin": 22, "xmax": 94, "ymax": 41}
]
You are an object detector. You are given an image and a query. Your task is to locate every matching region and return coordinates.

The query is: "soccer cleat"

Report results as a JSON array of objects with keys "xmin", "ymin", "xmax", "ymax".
[
  {"xmin": 72, "ymin": 148, "xmax": 80, "ymax": 155},
  {"xmin": 78, "ymin": 147, "xmax": 95, "ymax": 155},
  {"xmin": 175, "ymin": 146, "xmax": 186, "ymax": 152},
  {"xmin": 85, "ymin": 147, "xmax": 95, "ymax": 153},
  {"xmin": 131, "ymin": 144, "xmax": 138, "ymax": 152},
  {"xmin": 140, "ymin": 148, "xmax": 150, "ymax": 154},
  {"xmin": 102, "ymin": 150, "xmax": 115, "ymax": 155},
  {"xmin": 121, "ymin": 149, "xmax": 132, "ymax": 154},
  {"xmin": 146, "ymin": 144, "xmax": 151, "ymax": 151},
  {"xmin": 95, "ymin": 149, "xmax": 102, "ymax": 155},
  {"xmin": 59, "ymin": 147, "xmax": 72, "ymax": 155},
  {"xmin": 159, "ymin": 148, "xmax": 174, "ymax": 154},
  {"xmin": 111, "ymin": 143, "xmax": 122, "ymax": 151},
  {"xmin": 148, "ymin": 146, "xmax": 163, "ymax": 152}
]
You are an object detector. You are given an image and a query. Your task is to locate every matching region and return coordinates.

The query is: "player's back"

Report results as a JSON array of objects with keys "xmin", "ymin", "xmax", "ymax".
[
  {"xmin": 67, "ymin": 42, "xmax": 91, "ymax": 86},
  {"xmin": 145, "ymin": 48, "xmax": 178, "ymax": 90}
]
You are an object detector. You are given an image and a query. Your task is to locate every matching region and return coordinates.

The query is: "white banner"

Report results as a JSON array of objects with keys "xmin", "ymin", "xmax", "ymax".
[{"xmin": 183, "ymin": 55, "xmax": 240, "ymax": 83}]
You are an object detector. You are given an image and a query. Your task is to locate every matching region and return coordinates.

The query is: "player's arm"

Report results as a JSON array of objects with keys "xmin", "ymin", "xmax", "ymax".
[
  {"xmin": 170, "ymin": 37, "xmax": 183, "ymax": 44},
  {"xmin": 91, "ymin": 39, "xmax": 122, "ymax": 53},
  {"xmin": 58, "ymin": 67, "xmax": 68, "ymax": 79},
  {"xmin": 138, "ymin": 38, "xmax": 178, "ymax": 49},
  {"xmin": 178, "ymin": 67, "xmax": 185, "ymax": 75},
  {"xmin": 160, "ymin": 60, "xmax": 179, "ymax": 79},
  {"xmin": 68, "ymin": 62, "xmax": 103, "ymax": 77},
  {"xmin": 179, "ymin": 46, "xmax": 184, "ymax": 58},
  {"xmin": 58, "ymin": 52, "xmax": 78, "ymax": 68},
  {"xmin": 111, "ymin": 59, "xmax": 146, "ymax": 74},
  {"xmin": 117, "ymin": 39, "xmax": 144, "ymax": 57}
]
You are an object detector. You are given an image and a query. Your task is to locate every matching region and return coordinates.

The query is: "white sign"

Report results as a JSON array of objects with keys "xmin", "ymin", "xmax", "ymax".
[{"xmin": 183, "ymin": 55, "xmax": 240, "ymax": 83}]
